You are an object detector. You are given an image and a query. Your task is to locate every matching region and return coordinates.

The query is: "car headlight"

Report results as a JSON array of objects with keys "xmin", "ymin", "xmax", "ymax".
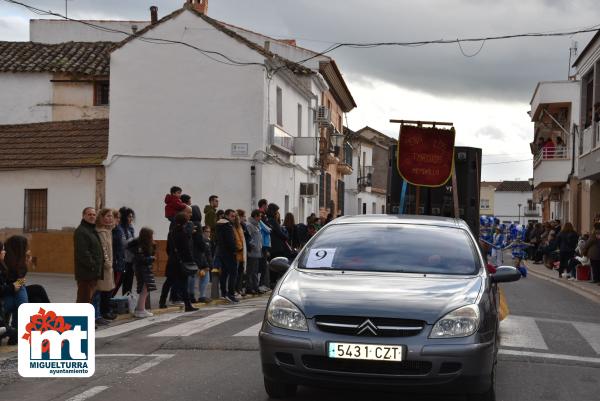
[
  {"xmin": 267, "ymin": 295, "xmax": 308, "ymax": 331},
  {"xmin": 429, "ymin": 304, "xmax": 480, "ymax": 338}
]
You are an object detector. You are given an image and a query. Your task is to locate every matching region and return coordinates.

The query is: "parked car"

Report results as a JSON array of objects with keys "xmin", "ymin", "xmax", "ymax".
[{"xmin": 260, "ymin": 214, "xmax": 521, "ymax": 400}]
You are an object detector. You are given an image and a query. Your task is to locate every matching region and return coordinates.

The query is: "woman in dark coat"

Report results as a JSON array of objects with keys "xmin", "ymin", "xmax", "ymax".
[
  {"xmin": 555, "ymin": 222, "xmax": 579, "ymax": 278},
  {"xmin": 266, "ymin": 203, "xmax": 290, "ymax": 260},
  {"xmin": 0, "ymin": 241, "xmax": 17, "ymax": 344},
  {"xmin": 113, "ymin": 207, "xmax": 136, "ymax": 295},
  {"xmin": 160, "ymin": 212, "xmax": 198, "ymax": 312},
  {"xmin": 2, "ymin": 236, "xmax": 30, "ymax": 337}
]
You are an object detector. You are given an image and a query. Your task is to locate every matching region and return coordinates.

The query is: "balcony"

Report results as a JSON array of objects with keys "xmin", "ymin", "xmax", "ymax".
[
  {"xmin": 524, "ymin": 208, "xmax": 540, "ymax": 217},
  {"xmin": 337, "ymin": 162, "xmax": 352, "ymax": 175},
  {"xmin": 270, "ymin": 124, "xmax": 294, "ymax": 154},
  {"xmin": 579, "ymin": 125, "xmax": 600, "ymax": 179},
  {"xmin": 533, "ymin": 146, "xmax": 571, "ymax": 188}
]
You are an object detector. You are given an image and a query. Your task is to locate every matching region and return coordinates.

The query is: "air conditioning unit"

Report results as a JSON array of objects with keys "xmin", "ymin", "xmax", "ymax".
[
  {"xmin": 300, "ymin": 183, "xmax": 318, "ymax": 197},
  {"xmin": 315, "ymin": 106, "xmax": 331, "ymax": 126}
]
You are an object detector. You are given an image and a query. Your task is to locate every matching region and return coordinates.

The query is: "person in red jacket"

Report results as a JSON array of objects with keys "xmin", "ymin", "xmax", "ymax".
[{"xmin": 164, "ymin": 186, "xmax": 187, "ymax": 222}]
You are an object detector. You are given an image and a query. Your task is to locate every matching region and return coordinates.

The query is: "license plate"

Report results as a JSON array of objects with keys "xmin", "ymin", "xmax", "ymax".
[{"xmin": 328, "ymin": 342, "xmax": 404, "ymax": 361}]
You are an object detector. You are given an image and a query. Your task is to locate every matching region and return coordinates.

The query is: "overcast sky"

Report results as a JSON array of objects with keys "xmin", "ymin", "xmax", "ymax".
[{"xmin": 1, "ymin": 0, "xmax": 598, "ymax": 180}]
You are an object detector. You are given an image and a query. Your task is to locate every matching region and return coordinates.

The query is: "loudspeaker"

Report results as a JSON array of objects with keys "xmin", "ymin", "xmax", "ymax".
[{"xmin": 387, "ymin": 145, "xmax": 482, "ymax": 236}]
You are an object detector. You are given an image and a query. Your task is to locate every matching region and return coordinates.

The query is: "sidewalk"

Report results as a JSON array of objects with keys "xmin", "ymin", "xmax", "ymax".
[
  {"xmin": 0, "ymin": 272, "xmax": 268, "ymax": 353},
  {"xmin": 25, "ymin": 272, "xmax": 168, "ymax": 309},
  {"xmin": 524, "ymin": 260, "xmax": 600, "ymax": 302}
]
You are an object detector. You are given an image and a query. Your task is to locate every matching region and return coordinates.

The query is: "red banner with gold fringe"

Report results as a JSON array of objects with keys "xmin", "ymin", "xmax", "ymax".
[{"xmin": 396, "ymin": 125, "xmax": 455, "ymax": 187}]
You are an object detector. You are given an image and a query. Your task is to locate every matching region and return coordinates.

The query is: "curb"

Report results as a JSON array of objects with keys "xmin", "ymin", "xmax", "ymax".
[
  {"xmin": 0, "ymin": 293, "xmax": 271, "ymax": 355},
  {"xmin": 526, "ymin": 265, "xmax": 600, "ymax": 304},
  {"xmin": 113, "ymin": 292, "xmax": 269, "ymax": 321}
]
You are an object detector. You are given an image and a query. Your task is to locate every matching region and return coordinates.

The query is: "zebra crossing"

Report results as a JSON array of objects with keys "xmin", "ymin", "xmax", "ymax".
[{"xmin": 96, "ymin": 308, "xmax": 600, "ymax": 360}]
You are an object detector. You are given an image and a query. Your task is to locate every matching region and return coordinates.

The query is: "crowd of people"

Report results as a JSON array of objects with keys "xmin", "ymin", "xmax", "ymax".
[
  {"xmin": 523, "ymin": 219, "xmax": 600, "ymax": 282},
  {"xmin": 69, "ymin": 187, "xmax": 329, "ymax": 328},
  {"xmin": 484, "ymin": 217, "xmax": 600, "ymax": 283}
]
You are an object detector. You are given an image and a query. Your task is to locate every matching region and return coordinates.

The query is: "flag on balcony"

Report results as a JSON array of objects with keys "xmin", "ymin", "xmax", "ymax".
[{"xmin": 396, "ymin": 125, "xmax": 455, "ymax": 187}]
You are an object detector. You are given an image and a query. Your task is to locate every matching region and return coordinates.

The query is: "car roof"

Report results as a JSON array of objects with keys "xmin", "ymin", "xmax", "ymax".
[{"xmin": 330, "ymin": 214, "xmax": 468, "ymax": 229}]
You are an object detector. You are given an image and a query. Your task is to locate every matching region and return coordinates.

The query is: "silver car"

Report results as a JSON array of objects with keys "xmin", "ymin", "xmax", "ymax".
[{"xmin": 259, "ymin": 215, "xmax": 521, "ymax": 400}]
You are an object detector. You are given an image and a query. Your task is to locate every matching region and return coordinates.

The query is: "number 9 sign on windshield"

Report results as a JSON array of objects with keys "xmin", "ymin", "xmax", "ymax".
[{"xmin": 307, "ymin": 249, "xmax": 336, "ymax": 268}]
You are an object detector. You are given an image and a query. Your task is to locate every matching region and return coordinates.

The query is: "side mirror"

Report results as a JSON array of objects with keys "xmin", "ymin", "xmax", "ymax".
[
  {"xmin": 269, "ymin": 257, "xmax": 291, "ymax": 274},
  {"xmin": 491, "ymin": 266, "xmax": 521, "ymax": 283}
]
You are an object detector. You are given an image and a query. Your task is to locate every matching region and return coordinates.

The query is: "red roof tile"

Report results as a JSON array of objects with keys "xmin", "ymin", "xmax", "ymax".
[
  {"xmin": 0, "ymin": 41, "xmax": 113, "ymax": 76},
  {"xmin": 0, "ymin": 119, "xmax": 108, "ymax": 169}
]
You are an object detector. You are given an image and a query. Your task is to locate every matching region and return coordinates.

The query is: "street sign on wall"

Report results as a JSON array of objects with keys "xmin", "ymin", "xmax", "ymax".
[{"xmin": 396, "ymin": 125, "xmax": 455, "ymax": 187}]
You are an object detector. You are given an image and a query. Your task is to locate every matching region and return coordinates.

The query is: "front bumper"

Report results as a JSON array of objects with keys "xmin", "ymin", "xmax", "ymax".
[{"xmin": 259, "ymin": 322, "xmax": 495, "ymax": 394}]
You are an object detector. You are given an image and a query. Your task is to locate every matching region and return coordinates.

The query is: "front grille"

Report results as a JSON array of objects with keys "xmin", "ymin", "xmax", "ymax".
[
  {"xmin": 302, "ymin": 355, "xmax": 432, "ymax": 375},
  {"xmin": 315, "ymin": 315, "xmax": 425, "ymax": 337}
]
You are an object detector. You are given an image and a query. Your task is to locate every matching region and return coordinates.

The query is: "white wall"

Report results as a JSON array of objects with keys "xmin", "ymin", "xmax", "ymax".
[
  {"xmin": 345, "ymin": 191, "xmax": 386, "ymax": 216},
  {"xmin": 105, "ymin": 156, "xmax": 253, "ymax": 240},
  {"xmin": 344, "ymin": 141, "xmax": 384, "ymax": 216},
  {"xmin": 30, "ymin": 20, "xmax": 150, "ymax": 43},
  {"xmin": 0, "ymin": 73, "xmax": 52, "ymax": 124},
  {"xmin": 494, "ymin": 191, "xmax": 539, "ymax": 225},
  {"xmin": 108, "ymin": 11, "xmax": 266, "ymax": 161},
  {"xmin": 0, "ymin": 168, "xmax": 96, "ymax": 230},
  {"xmin": 107, "ymin": 9, "xmax": 321, "ymax": 239}
]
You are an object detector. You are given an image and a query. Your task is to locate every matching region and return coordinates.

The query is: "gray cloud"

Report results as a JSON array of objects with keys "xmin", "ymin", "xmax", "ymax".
[
  {"xmin": 1, "ymin": 0, "xmax": 597, "ymax": 103},
  {"xmin": 475, "ymin": 126, "xmax": 508, "ymax": 141}
]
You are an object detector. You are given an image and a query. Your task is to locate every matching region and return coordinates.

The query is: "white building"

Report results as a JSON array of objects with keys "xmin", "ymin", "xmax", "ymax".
[
  {"xmin": 106, "ymin": 5, "xmax": 335, "ymax": 238},
  {"xmin": 529, "ymin": 80, "xmax": 581, "ymax": 226},
  {"xmin": 493, "ymin": 181, "xmax": 540, "ymax": 225},
  {"xmin": 572, "ymin": 32, "xmax": 600, "ymax": 232},
  {"xmin": 344, "ymin": 127, "xmax": 394, "ymax": 215}
]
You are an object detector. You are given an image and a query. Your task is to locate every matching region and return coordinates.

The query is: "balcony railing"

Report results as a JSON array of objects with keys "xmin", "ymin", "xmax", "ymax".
[
  {"xmin": 524, "ymin": 209, "xmax": 540, "ymax": 217},
  {"xmin": 271, "ymin": 124, "xmax": 294, "ymax": 154},
  {"xmin": 533, "ymin": 146, "xmax": 569, "ymax": 167}
]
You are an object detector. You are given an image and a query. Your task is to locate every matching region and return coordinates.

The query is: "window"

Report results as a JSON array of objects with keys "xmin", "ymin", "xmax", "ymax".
[
  {"xmin": 297, "ymin": 104, "xmax": 302, "ymax": 137},
  {"xmin": 319, "ymin": 173, "xmax": 325, "ymax": 208},
  {"xmin": 372, "ymin": 202, "xmax": 377, "ymax": 214},
  {"xmin": 325, "ymin": 173, "xmax": 332, "ymax": 206},
  {"xmin": 381, "ymin": 205, "xmax": 385, "ymax": 214},
  {"xmin": 480, "ymin": 199, "xmax": 490, "ymax": 209},
  {"xmin": 284, "ymin": 195, "xmax": 290, "ymax": 216},
  {"xmin": 362, "ymin": 202, "xmax": 367, "ymax": 214},
  {"xmin": 24, "ymin": 189, "xmax": 48, "ymax": 232},
  {"xmin": 357, "ymin": 198, "xmax": 362, "ymax": 215},
  {"xmin": 298, "ymin": 224, "xmax": 479, "ymax": 275},
  {"xmin": 94, "ymin": 81, "xmax": 109, "ymax": 106},
  {"xmin": 276, "ymin": 87, "xmax": 283, "ymax": 126},
  {"xmin": 337, "ymin": 180, "xmax": 345, "ymax": 215}
]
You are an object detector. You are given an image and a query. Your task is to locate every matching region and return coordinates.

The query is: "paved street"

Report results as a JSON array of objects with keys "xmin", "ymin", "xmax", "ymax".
[{"xmin": 0, "ymin": 271, "xmax": 598, "ymax": 401}]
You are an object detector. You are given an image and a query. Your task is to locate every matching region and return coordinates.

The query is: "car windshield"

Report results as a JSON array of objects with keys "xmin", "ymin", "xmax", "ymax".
[{"xmin": 297, "ymin": 223, "xmax": 480, "ymax": 275}]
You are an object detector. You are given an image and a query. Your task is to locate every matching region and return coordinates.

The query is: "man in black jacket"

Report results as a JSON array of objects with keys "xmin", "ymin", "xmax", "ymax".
[
  {"xmin": 216, "ymin": 209, "xmax": 239, "ymax": 303},
  {"xmin": 74, "ymin": 207, "xmax": 104, "ymax": 303}
]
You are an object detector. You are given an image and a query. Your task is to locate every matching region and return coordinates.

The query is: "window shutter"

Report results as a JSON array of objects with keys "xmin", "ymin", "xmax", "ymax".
[
  {"xmin": 337, "ymin": 179, "xmax": 345, "ymax": 215},
  {"xmin": 325, "ymin": 173, "xmax": 331, "ymax": 206},
  {"xmin": 319, "ymin": 172, "xmax": 325, "ymax": 208}
]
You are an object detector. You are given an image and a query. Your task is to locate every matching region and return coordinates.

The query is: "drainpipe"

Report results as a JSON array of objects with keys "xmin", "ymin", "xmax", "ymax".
[{"xmin": 251, "ymin": 164, "xmax": 256, "ymax": 210}]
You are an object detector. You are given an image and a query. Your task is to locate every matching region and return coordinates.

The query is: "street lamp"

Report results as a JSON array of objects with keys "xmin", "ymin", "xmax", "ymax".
[
  {"xmin": 330, "ymin": 130, "xmax": 345, "ymax": 157},
  {"xmin": 518, "ymin": 203, "xmax": 522, "ymax": 225}
]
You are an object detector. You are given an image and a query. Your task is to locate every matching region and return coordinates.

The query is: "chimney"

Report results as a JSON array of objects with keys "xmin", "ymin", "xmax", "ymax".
[
  {"xmin": 264, "ymin": 41, "xmax": 271, "ymax": 52},
  {"xmin": 150, "ymin": 6, "xmax": 158, "ymax": 24},
  {"xmin": 188, "ymin": 0, "xmax": 208, "ymax": 14}
]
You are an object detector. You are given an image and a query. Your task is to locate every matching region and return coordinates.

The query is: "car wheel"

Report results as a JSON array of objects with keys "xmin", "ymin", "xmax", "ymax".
[
  {"xmin": 468, "ymin": 363, "xmax": 496, "ymax": 401},
  {"xmin": 264, "ymin": 377, "xmax": 297, "ymax": 399}
]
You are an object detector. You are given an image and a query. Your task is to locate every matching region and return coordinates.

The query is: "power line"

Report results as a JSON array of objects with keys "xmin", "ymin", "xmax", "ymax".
[
  {"xmin": 3, "ymin": 0, "xmax": 600, "ymax": 72},
  {"xmin": 2, "ymin": 0, "xmax": 268, "ymax": 69}
]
